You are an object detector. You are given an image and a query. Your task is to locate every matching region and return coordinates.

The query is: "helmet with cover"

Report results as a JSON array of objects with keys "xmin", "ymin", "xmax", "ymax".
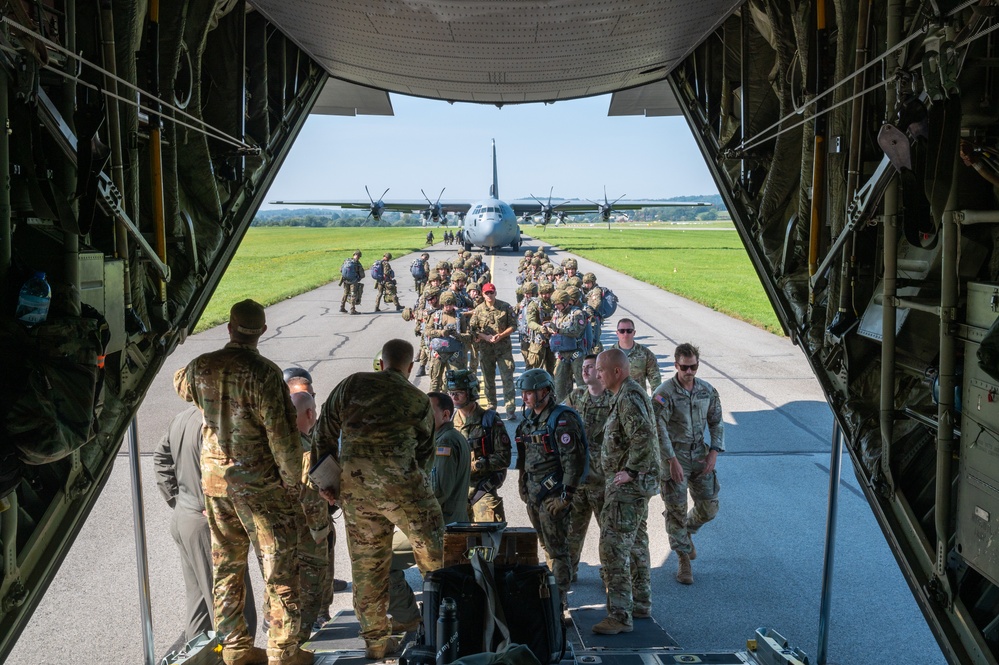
[
  {"xmin": 439, "ymin": 290, "xmax": 457, "ymax": 306},
  {"xmin": 515, "ymin": 368, "xmax": 555, "ymax": 392},
  {"xmin": 552, "ymin": 289, "xmax": 570, "ymax": 305},
  {"xmin": 446, "ymin": 369, "xmax": 479, "ymax": 400}
]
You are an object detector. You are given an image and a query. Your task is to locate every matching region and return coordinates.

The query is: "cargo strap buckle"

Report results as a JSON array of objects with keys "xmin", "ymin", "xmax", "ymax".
[{"xmin": 541, "ymin": 476, "xmax": 558, "ymax": 490}]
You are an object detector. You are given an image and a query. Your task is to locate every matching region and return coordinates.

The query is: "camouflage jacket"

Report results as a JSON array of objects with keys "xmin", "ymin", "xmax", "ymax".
[
  {"xmin": 553, "ymin": 305, "xmax": 587, "ymax": 355},
  {"xmin": 652, "ymin": 375, "xmax": 725, "ymax": 459},
  {"xmin": 563, "ymin": 387, "xmax": 613, "ymax": 488},
  {"xmin": 426, "ymin": 308, "xmax": 471, "ymax": 351},
  {"xmin": 526, "ymin": 297, "xmax": 554, "ymax": 345},
  {"xmin": 313, "ymin": 369, "xmax": 436, "ymax": 476},
  {"xmin": 602, "ymin": 378, "xmax": 662, "ymax": 500},
  {"xmin": 515, "ymin": 398, "xmax": 587, "ymax": 495},
  {"xmin": 454, "ymin": 403, "xmax": 512, "ymax": 483},
  {"xmin": 299, "ymin": 430, "xmax": 331, "ymax": 535},
  {"xmin": 613, "ymin": 342, "xmax": 662, "ymax": 393},
  {"xmin": 432, "ymin": 421, "xmax": 472, "ymax": 525},
  {"xmin": 469, "ymin": 299, "xmax": 517, "ymax": 351},
  {"xmin": 173, "ymin": 342, "xmax": 302, "ymax": 499}
]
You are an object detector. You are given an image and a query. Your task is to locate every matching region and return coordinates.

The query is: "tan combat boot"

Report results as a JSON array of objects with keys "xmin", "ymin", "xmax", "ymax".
[
  {"xmin": 676, "ymin": 552, "xmax": 693, "ymax": 585},
  {"xmin": 689, "ymin": 537, "xmax": 697, "ymax": 560},
  {"xmin": 591, "ymin": 616, "xmax": 634, "ymax": 635},
  {"xmin": 268, "ymin": 648, "xmax": 314, "ymax": 665},
  {"xmin": 339, "ymin": 304, "xmax": 348, "ymax": 313},
  {"xmin": 365, "ymin": 635, "xmax": 401, "ymax": 660},
  {"xmin": 223, "ymin": 646, "xmax": 268, "ymax": 665}
]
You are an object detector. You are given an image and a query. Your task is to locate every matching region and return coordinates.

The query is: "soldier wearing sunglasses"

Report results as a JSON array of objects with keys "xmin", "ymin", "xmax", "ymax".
[
  {"xmin": 611, "ymin": 318, "xmax": 661, "ymax": 393},
  {"xmin": 651, "ymin": 343, "xmax": 724, "ymax": 586}
]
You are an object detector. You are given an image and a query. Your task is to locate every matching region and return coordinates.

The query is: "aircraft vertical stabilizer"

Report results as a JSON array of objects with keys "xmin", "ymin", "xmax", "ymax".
[{"xmin": 490, "ymin": 139, "xmax": 499, "ymax": 199}]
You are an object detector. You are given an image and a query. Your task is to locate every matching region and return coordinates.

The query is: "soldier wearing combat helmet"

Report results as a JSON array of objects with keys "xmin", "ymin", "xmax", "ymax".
[
  {"xmin": 425, "ymin": 290, "xmax": 470, "ymax": 392},
  {"xmin": 548, "ymin": 289, "xmax": 588, "ymax": 399},
  {"xmin": 525, "ymin": 281, "xmax": 556, "ymax": 373},
  {"xmin": 449, "ymin": 369, "xmax": 511, "ymax": 522},
  {"xmin": 514, "ymin": 368, "xmax": 587, "ymax": 616}
]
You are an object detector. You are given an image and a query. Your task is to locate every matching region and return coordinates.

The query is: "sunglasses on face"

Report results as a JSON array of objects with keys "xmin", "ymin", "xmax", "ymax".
[
  {"xmin": 617, "ymin": 328, "xmax": 634, "ymax": 334},
  {"xmin": 677, "ymin": 363, "xmax": 699, "ymax": 372}
]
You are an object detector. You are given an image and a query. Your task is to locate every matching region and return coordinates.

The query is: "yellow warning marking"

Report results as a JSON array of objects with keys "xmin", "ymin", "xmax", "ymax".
[{"xmin": 490, "ymin": 253, "xmax": 496, "ymax": 280}]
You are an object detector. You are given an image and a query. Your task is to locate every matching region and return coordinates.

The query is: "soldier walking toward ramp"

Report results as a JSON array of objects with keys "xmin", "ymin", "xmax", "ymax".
[
  {"xmin": 174, "ymin": 299, "xmax": 316, "ymax": 665},
  {"xmin": 652, "ymin": 343, "xmax": 724, "ymax": 585},
  {"xmin": 339, "ymin": 250, "xmax": 364, "ymax": 315},
  {"xmin": 592, "ymin": 349, "xmax": 661, "ymax": 635},
  {"xmin": 312, "ymin": 339, "xmax": 444, "ymax": 660}
]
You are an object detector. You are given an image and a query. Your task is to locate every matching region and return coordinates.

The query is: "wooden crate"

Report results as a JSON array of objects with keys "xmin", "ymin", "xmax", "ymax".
[{"xmin": 443, "ymin": 526, "xmax": 539, "ymax": 567}]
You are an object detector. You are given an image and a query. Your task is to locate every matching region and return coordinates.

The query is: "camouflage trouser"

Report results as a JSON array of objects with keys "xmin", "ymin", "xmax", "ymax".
[
  {"xmin": 525, "ymin": 343, "xmax": 556, "ymax": 374},
  {"xmin": 414, "ymin": 278, "xmax": 427, "ymax": 295},
  {"xmin": 468, "ymin": 486, "xmax": 506, "ymax": 522},
  {"xmin": 206, "ymin": 489, "xmax": 302, "ymax": 661},
  {"xmin": 375, "ymin": 281, "xmax": 398, "ymax": 309},
  {"xmin": 522, "ymin": 478, "xmax": 572, "ymax": 612},
  {"xmin": 429, "ymin": 351, "xmax": 465, "ymax": 392},
  {"xmin": 661, "ymin": 448, "xmax": 720, "ymax": 555},
  {"xmin": 568, "ymin": 483, "xmax": 606, "ymax": 576},
  {"xmin": 340, "ymin": 459, "xmax": 444, "ymax": 644},
  {"xmin": 296, "ymin": 519, "xmax": 330, "ymax": 642},
  {"xmin": 388, "ymin": 530, "xmax": 421, "ymax": 625},
  {"xmin": 418, "ymin": 337, "xmax": 429, "ymax": 367},
  {"xmin": 468, "ymin": 342, "xmax": 480, "ymax": 380},
  {"xmin": 599, "ymin": 496, "xmax": 651, "ymax": 624},
  {"xmin": 479, "ymin": 343, "xmax": 516, "ymax": 415},
  {"xmin": 341, "ymin": 282, "xmax": 363, "ymax": 307},
  {"xmin": 320, "ymin": 521, "xmax": 339, "ymax": 610},
  {"xmin": 554, "ymin": 352, "xmax": 584, "ymax": 402}
]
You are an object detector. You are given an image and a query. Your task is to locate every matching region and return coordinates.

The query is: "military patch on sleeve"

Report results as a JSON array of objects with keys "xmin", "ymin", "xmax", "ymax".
[
  {"xmin": 560, "ymin": 433, "xmax": 572, "ymax": 445},
  {"xmin": 654, "ymin": 394, "xmax": 666, "ymax": 405},
  {"xmin": 436, "ymin": 446, "xmax": 452, "ymax": 456},
  {"xmin": 558, "ymin": 419, "xmax": 567, "ymax": 427}
]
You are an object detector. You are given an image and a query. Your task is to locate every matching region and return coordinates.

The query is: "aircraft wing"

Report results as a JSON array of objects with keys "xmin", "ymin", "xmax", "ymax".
[
  {"xmin": 270, "ymin": 199, "xmax": 474, "ymax": 213},
  {"xmin": 506, "ymin": 199, "xmax": 712, "ymax": 215}
]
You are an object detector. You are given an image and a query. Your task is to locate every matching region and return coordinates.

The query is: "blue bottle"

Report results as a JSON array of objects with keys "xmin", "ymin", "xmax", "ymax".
[{"xmin": 15, "ymin": 271, "xmax": 51, "ymax": 326}]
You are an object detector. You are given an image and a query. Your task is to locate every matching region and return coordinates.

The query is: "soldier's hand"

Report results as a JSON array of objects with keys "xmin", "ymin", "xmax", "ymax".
[
  {"xmin": 472, "ymin": 457, "xmax": 488, "ymax": 472},
  {"xmin": 544, "ymin": 493, "xmax": 572, "ymax": 517},
  {"xmin": 668, "ymin": 457, "xmax": 685, "ymax": 484},
  {"xmin": 319, "ymin": 487, "xmax": 339, "ymax": 507},
  {"xmin": 704, "ymin": 449, "xmax": 718, "ymax": 475}
]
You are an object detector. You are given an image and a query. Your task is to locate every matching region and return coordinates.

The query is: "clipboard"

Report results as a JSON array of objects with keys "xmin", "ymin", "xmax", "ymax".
[{"xmin": 308, "ymin": 453, "xmax": 342, "ymax": 497}]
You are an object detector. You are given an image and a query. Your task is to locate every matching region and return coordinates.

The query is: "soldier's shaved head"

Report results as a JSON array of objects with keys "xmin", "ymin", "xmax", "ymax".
[
  {"xmin": 286, "ymin": 375, "xmax": 314, "ymax": 396},
  {"xmin": 596, "ymin": 348, "xmax": 629, "ymax": 394},
  {"xmin": 291, "ymin": 390, "xmax": 317, "ymax": 434},
  {"xmin": 381, "ymin": 338, "xmax": 416, "ymax": 372}
]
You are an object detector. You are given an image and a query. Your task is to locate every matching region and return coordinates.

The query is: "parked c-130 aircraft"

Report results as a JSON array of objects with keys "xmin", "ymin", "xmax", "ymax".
[
  {"xmin": 3, "ymin": 0, "xmax": 999, "ymax": 664},
  {"xmin": 272, "ymin": 139, "xmax": 709, "ymax": 252}
]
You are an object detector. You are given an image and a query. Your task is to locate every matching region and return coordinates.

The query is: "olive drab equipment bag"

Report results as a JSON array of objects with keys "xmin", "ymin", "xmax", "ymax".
[{"xmin": 3, "ymin": 304, "xmax": 111, "ymax": 465}]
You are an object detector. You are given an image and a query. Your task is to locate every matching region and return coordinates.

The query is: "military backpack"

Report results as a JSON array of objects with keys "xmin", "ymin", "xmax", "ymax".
[{"xmin": 340, "ymin": 258, "xmax": 362, "ymax": 283}]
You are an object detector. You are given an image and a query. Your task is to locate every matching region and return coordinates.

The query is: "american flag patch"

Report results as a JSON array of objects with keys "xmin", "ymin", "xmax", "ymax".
[
  {"xmin": 654, "ymin": 394, "xmax": 666, "ymax": 405},
  {"xmin": 436, "ymin": 446, "xmax": 451, "ymax": 456}
]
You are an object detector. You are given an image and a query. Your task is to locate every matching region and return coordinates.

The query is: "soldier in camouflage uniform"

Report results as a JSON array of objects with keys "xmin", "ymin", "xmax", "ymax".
[
  {"xmin": 388, "ymin": 392, "xmax": 471, "ymax": 632},
  {"xmin": 562, "ymin": 354, "xmax": 613, "ymax": 581},
  {"xmin": 549, "ymin": 289, "xmax": 587, "ymax": 400},
  {"xmin": 426, "ymin": 291, "xmax": 471, "ymax": 392},
  {"xmin": 517, "ymin": 281, "xmax": 539, "ymax": 367},
  {"xmin": 313, "ymin": 339, "xmax": 444, "ymax": 660},
  {"xmin": 290, "ymin": 392, "xmax": 330, "ymax": 643},
  {"xmin": 514, "ymin": 369, "xmax": 588, "ymax": 614},
  {"xmin": 465, "ymin": 284, "xmax": 484, "ymax": 379},
  {"xmin": 374, "ymin": 253, "xmax": 403, "ymax": 313},
  {"xmin": 612, "ymin": 318, "xmax": 661, "ymax": 393},
  {"xmin": 339, "ymin": 250, "xmax": 364, "ymax": 315},
  {"xmin": 414, "ymin": 279, "xmax": 443, "ymax": 377},
  {"xmin": 652, "ymin": 342, "xmax": 724, "ymax": 586},
  {"xmin": 581, "ymin": 273, "xmax": 606, "ymax": 354},
  {"xmin": 469, "ymin": 283, "xmax": 518, "ymax": 419},
  {"xmin": 563, "ymin": 257, "xmax": 579, "ymax": 281},
  {"xmin": 173, "ymin": 300, "xmax": 315, "ymax": 665},
  {"xmin": 592, "ymin": 349, "xmax": 661, "ymax": 635},
  {"xmin": 413, "ymin": 252, "xmax": 431, "ymax": 295},
  {"xmin": 435, "ymin": 260, "xmax": 452, "ymax": 286},
  {"xmin": 449, "ymin": 370, "xmax": 511, "ymax": 522},
  {"xmin": 525, "ymin": 282, "xmax": 556, "ymax": 373}
]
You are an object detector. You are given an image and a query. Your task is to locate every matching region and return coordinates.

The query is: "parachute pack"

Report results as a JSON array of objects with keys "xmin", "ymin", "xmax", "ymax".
[
  {"xmin": 411, "ymin": 259, "xmax": 428, "ymax": 279},
  {"xmin": 370, "ymin": 260, "xmax": 385, "ymax": 281},
  {"xmin": 594, "ymin": 287, "xmax": 618, "ymax": 319},
  {"xmin": 340, "ymin": 258, "xmax": 361, "ymax": 284},
  {"xmin": 517, "ymin": 297, "xmax": 536, "ymax": 339}
]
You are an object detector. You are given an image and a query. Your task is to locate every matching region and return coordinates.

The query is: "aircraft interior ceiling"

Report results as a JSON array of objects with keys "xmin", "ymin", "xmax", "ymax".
[{"xmin": 1, "ymin": 0, "xmax": 999, "ymax": 664}]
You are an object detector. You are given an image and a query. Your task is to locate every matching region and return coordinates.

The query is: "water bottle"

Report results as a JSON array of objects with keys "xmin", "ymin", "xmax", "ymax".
[
  {"xmin": 15, "ymin": 271, "xmax": 51, "ymax": 327},
  {"xmin": 435, "ymin": 597, "xmax": 459, "ymax": 665}
]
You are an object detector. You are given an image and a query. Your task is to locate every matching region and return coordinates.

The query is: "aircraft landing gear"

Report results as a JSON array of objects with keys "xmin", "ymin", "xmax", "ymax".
[
  {"xmin": 464, "ymin": 242, "xmax": 473, "ymax": 252},
  {"xmin": 511, "ymin": 238, "xmax": 521, "ymax": 251}
]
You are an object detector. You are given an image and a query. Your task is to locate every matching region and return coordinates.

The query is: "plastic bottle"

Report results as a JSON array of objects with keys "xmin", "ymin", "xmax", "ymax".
[
  {"xmin": 435, "ymin": 597, "xmax": 458, "ymax": 665},
  {"xmin": 15, "ymin": 271, "xmax": 51, "ymax": 327}
]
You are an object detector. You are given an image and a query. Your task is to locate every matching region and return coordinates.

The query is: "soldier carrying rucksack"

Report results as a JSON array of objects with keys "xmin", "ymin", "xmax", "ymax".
[{"xmin": 339, "ymin": 250, "xmax": 364, "ymax": 315}]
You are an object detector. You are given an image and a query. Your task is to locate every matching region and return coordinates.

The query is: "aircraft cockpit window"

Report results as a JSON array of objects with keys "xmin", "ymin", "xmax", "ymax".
[
  {"xmin": 486, "ymin": 206, "xmax": 496, "ymax": 214},
  {"xmin": 500, "ymin": 204, "xmax": 514, "ymax": 218},
  {"xmin": 471, "ymin": 205, "xmax": 481, "ymax": 215}
]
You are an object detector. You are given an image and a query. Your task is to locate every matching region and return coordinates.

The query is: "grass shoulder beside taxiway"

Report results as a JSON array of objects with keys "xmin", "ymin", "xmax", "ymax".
[
  {"xmin": 195, "ymin": 227, "xmax": 426, "ymax": 333},
  {"xmin": 530, "ymin": 224, "xmax": 784, "ymax": 335}
]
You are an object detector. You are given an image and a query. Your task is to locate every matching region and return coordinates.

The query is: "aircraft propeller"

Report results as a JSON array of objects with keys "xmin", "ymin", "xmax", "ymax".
[
  {"xmin": 554, "ymin": 210, "xmax": 571, "ymax": 227},
  {"xmin": 529, "ymin": 187, "xmax": 571, "ymax": 227},
  {"xmin": 586, "ymin": 186, "xmax": 627, "ymax": 228},
  {"xmin": 421, "ymin": 187, "xmax": 448, "ymax": 225},
  {"xmin": 364, "ymin": 185, "xmax": 390, "ymax": 223}
]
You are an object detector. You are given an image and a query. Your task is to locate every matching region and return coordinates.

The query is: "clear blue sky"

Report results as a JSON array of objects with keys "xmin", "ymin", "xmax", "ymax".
[{"xmin": 261, "ymin": 93, "xmax": 718, "ymax": 210}]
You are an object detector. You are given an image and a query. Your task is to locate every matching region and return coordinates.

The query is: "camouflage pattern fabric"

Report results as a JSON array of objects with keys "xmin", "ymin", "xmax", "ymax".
[
  {"xmin": 342, "ymin": 281, "xmax": 364, "ymax": 307},
  {"xmin": 297, "ymin": 432, "xmax": 330, "ymax": 641},
  {"xmin": 426, "ymin": 308, "xmax": 471, "ymax": 392},
  {"xmin": 562, "ymin": 387, "xmax": 613, "ymax": 576},
  {"xmin": 174, "ymin": 342, "xmax": 312, "ymax": 659},
  {"xmin": 552, "ymin": 305, "xmax": 586, "ymax": 399},
  {"xmin": 469, "ymin": 299, "xmax": 518, "ymax": 415},
  {"xmin": 652, "ymin": 375, "xmax": 724, "ymax": 555},
  {"xmin": 525, "ymin": 297, "xmax": 556, "ymax": 371},
  {"xmin": 313, "ymin": 369, "xmax": 444, "ymax": 644},
  {"xmin": 515, "ymin": 399, "xmax": 587, "ymax": 610},
  {"xmin": 455, "ymin": 404, "xmax": 512, "ymax": 522},
  {"xmin": 613, "ymin": 342, "xmax": 662, "ymax": 394},
  {"xmin": 599, "ymin": 378, "xmax": 661, "ymax": 625}
]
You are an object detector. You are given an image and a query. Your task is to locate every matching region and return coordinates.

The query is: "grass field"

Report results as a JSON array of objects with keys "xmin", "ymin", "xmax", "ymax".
[
  {"xmin": 530, "ymin": 225, "xmax": 784, "ymax": 335},
  {"xmin": 196, "ymin": 227, "xmax": 427, "ymax": 332}
]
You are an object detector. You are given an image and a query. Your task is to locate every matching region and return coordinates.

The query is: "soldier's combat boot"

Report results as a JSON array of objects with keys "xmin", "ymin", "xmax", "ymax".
[
  {"xmin": 223, "ymin": 646, "xmax": 267, "ymax": 665},
  {"xmin": 689, "ymin": 537, "xmax": 696, "ymax": 561},
  {"xmin": 374, "ymin": 306, "xmax": 382, "ymax": 312},
  {"xmin": 390, "ymin": 617, "xmax": 422, "ymax": 633},
  {"xmin": 591, "ymin": 616, "xmax": 633, "ymax": 635},
  {"xmin": 350, "ymin": 307, "xmax": 358, "ymax": 315},
  {"xmin": 364, "ymin": 636, "xmax": 400, "ymax": 660},
  {"xmin": 676, "ymin": 552, "xmax": 693, "ymax": 585},
  {"xmin": 268, "ymin": 648, "xmax": 314, "ymax": 665},
  {"xmin": 415, "ymin": 364, "xmax": 426, "ymax": 377}
]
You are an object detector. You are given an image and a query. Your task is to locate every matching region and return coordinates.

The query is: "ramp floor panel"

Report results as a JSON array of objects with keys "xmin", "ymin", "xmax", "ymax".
[{"xmin": 569, "ymin": 608, "xmax": 678, "ymax": 650}]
